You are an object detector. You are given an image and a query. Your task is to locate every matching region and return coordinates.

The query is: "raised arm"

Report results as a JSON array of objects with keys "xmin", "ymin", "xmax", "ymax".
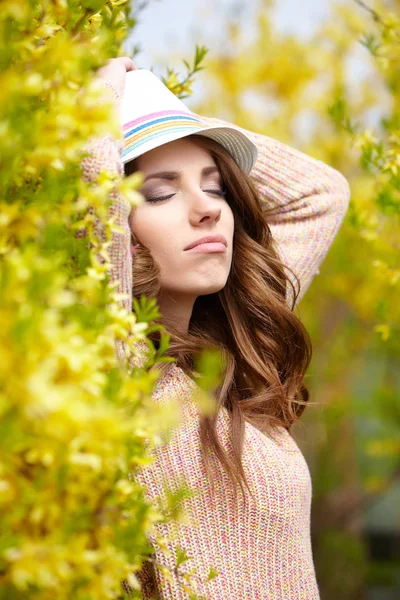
[
  {"xmin": 200, "ymin": 115, "xmax": 351, "ymax": 307},
  {"xmin": 79, "ymin": 75, "xmax": 133, "ymax": 315}
]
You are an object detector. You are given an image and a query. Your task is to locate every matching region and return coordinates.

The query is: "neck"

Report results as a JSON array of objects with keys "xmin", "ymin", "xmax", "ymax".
[{"xmin": 157, "ymin": 291, "xmax": 195, "ymax": 335}]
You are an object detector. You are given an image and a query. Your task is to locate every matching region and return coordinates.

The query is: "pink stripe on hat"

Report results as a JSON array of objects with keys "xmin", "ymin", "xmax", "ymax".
[{"xmin": 124, "ymin": 109, "xmax": 200, "ymax": 130}]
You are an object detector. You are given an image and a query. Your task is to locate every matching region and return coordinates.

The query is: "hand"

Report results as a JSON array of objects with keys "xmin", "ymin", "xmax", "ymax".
[{"xmin": 97, "ymin": 56, "xmax": 138, "ymax": 100}]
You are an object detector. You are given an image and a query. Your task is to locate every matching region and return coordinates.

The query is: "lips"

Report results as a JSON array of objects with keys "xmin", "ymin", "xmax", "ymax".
[{"xmin": 184, "ymin": 235, "xmax": 228, "ymax": 251}]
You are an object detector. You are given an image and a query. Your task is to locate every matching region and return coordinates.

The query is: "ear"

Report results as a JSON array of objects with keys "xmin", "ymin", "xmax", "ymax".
[{"xmin": 131, "ymin": 243, "xmax": 140, "ymax": 257}]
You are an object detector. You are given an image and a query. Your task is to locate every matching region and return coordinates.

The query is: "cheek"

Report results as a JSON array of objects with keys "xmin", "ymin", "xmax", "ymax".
[
  {"xmin": 129, "ymin": 208, "xmax": 178, "ymax": 259},
  {"xmin": 225, "ymin": 206, "xmax": 235, "ymax": 238}
]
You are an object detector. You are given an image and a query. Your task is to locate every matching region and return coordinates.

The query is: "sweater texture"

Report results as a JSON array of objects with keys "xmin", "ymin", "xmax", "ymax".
[{"xmin": 81, "ymin": 81, "xmax": 350, "ymax": 599}]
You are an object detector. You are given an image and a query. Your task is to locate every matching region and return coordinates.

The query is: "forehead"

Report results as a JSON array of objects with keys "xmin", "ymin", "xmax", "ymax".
[{"xmin": 135, "ymin": 137, "xmax": 216, "ymax": 173}]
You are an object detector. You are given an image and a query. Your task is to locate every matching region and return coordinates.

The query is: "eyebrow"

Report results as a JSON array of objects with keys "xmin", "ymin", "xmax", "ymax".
[{"xmin": 143, "ymin": 166, "xmax": 220, "ymax": 183}]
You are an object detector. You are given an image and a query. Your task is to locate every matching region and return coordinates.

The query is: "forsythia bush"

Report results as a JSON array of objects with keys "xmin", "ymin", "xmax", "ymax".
[{"xmin": 0, "ymin": 1, "xmax": 189, "ymax": 598}]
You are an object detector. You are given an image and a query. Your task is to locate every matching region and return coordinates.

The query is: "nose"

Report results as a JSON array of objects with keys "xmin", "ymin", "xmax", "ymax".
[{"xmin": 188, "ymin": 189, "xmax": 222, "ymax": 226}]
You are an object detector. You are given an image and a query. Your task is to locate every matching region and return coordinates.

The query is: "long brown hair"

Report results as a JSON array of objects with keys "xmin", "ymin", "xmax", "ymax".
[{"xmin": 125, "ymin": 134, "xmax": 312, "ymax": 499}]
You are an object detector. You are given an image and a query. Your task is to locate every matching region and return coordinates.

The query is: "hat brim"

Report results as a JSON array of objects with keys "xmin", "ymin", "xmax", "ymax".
[{"xmin": 121, "ymin": 123, "xmax": 258, "ymax": 175}]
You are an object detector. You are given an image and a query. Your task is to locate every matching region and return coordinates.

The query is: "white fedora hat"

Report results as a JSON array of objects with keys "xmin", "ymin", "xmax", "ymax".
[{"xmin": 120, "ymin": 69, "xmax": 258, "ymax": 174}]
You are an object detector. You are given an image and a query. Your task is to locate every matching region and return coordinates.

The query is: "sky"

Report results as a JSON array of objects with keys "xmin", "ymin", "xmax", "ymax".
[{"xmin": 129, "ymin": 0, "xmax": 335, "ymax": 70}]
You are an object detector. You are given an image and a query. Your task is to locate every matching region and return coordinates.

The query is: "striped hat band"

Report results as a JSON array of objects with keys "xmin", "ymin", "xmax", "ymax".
[{"xmin": 122, "ymin": 110, "xmax": 207, "ymax": 160}]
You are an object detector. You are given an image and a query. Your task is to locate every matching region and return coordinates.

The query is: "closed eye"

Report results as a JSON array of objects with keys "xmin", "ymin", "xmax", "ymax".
[{"xmin": 145, "ymin": 189, "xmax": 227, "ymax": 204}]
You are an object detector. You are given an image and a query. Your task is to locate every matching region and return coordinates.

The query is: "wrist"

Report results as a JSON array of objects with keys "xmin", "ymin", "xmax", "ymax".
[{"xmin": 103, "ymin": 80, "xmax": 122, "ymax": 106}]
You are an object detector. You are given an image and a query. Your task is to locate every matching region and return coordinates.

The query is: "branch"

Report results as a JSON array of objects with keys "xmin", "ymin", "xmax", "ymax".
[{"xmin": 353, "ymin": 0, "xmax": 382, "ymax": 24}]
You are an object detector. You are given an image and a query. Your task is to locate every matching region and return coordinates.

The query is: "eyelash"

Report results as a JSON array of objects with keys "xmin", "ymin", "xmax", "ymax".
[{"xmin": 145, "ymin": 189, "xmax": 226, "ymax": 203}]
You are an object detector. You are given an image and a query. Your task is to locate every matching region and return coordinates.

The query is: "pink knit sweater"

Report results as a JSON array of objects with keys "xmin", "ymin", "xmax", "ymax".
[{"xmin": 81, "ymin": 82, "xmax": 350, "ymax": 599}]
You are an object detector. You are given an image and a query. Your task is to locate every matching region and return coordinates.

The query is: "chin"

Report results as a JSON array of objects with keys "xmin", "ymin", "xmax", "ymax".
[
  {"xmin": 194, "ymin": 278, "xmax": 229, "ymax": 296},
  {"xmin": 162, "ymin": 271, "xmax": 231, "ymax": 297}
]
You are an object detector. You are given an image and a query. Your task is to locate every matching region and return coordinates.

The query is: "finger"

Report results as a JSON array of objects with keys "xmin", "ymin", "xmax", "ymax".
[
  {"xmin": 118, "ymin": 56, "xmax": 138, "ymax": 72},
  {"xmin": 127, "ymin": 59, "xmax": 138, "ymax": 71}
]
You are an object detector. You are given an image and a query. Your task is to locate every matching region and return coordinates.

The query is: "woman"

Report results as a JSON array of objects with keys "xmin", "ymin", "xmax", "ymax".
[{"xmin": 84, "ymin": 57, "xmax": 350, "ymax": 599}]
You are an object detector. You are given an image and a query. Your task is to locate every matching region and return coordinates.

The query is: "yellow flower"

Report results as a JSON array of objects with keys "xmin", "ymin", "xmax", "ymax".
[{"xmin": 374, "ymin": 324, "xmax": 390, "ymax": 341}]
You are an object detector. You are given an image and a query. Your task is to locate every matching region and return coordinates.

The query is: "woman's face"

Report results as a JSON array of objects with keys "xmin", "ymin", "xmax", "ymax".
[{"xmin": 129, "ymin": 137, "xmax": 234, "ymax": 299}]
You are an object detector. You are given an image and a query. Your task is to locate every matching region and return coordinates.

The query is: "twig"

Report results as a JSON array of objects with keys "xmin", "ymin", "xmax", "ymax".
[
  {"xmin": 353, "ymin": 0, "xmax": 382, "ymax": 24},
  {"xmin": 354, "ymin": 0, "xmax": 400, "ymax": 46}
]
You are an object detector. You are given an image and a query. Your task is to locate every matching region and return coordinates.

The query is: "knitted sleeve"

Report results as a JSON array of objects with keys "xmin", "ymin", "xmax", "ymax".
[
  {"xmin": 79, "ymin": 82, "xmax": 133, "ymax": 314},
  {"xmin": 199, "ymin": 115, "xmax": 351, "ymax": 306}
]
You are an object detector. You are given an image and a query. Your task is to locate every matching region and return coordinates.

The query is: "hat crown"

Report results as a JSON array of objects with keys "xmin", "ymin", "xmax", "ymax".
[{"xmin": 120, "ymin": 69, "xmax": 192, "ymax": 128}]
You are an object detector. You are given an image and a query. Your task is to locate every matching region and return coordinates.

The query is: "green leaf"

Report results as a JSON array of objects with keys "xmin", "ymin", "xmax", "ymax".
[
  {"xmin": 176, "ymin": 546, "xmax": 192, "ymax": 567},
  {"xmin": 207, "ymin": 567, "xmax": 219, "ymax": 581}
]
